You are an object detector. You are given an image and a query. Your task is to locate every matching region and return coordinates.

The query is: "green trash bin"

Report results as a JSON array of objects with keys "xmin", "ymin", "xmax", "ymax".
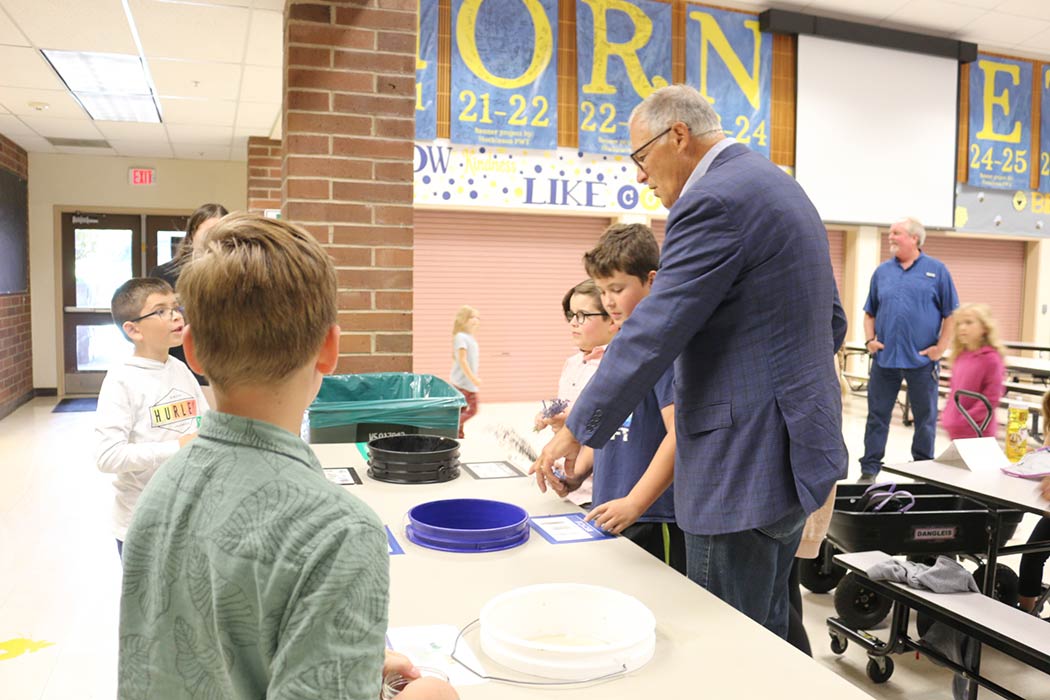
[{"xmin": 305, "ymin": 372, "xmax": 467, "ymax": 444}]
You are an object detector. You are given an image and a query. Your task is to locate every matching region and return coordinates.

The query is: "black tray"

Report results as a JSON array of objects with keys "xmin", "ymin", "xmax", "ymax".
[{"xmin": 827, "ymin": 483, "xmax": 1023, "ymax": 556}]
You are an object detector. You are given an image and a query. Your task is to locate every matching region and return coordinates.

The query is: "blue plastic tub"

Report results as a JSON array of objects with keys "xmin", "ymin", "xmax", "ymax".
[{"xmin": 405, "ymin": 498, "xmax": 530, "ymax": 553}]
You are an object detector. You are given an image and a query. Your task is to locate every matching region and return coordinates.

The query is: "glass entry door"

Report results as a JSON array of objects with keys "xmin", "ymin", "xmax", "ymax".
[
  {"xmin": 60, "ymin": 212, "xmax": 143, "ymax": 394},
  {"xmin": 145, "ymin": 214, "xmax": 189, "ymax": 274}
]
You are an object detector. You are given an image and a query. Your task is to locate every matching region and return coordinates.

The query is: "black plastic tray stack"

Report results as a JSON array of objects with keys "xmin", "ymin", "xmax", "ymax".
[{"xmin": 367, "ymin": 435, "xmax": 461, "ymax": 484}]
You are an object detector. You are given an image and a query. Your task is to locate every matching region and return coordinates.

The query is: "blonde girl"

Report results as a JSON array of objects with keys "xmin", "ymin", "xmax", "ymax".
[
  {"xmin": 941, "ymin": 303, "xmax": 1005, "ymax": 440},
  {"xmin": 450, "ymin": 305, "xmax": 481, "ymax": 438}
]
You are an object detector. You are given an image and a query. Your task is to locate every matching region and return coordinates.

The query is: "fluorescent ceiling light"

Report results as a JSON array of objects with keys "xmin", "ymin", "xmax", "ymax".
[
  {"xmin": 41, "ymin": 49, "xmax": 162, "ymax": 123},
  {"xmin": 75, "ymin": 94, "xmax": 161, "ymax": 123}
]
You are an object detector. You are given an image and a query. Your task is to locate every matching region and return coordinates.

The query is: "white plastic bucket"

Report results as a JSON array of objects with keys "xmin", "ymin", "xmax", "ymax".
[{"xmin": 479, "ymin": 583, "xmax": 656, "ymax": 681}]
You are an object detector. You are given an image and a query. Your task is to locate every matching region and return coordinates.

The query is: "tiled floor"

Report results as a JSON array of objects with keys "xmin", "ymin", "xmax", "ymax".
[{"xmin": 0, "ymin": 392, "xmax": 1046, "ymax": 699}]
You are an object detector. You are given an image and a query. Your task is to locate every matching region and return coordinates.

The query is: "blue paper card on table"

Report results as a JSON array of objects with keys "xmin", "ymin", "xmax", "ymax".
[
  {"xmin": 529, "ymin": 513, "xmax": 615, "ymax": 544},
  {"xmin": 386, "ymin": 526, "xmax": 405, "ymax": 555}
]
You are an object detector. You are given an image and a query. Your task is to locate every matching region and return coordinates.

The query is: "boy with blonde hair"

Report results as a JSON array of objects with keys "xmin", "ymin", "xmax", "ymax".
[
  {"xmin": 96, "ymin": 277, "xmax": 207, "ymax": 557},
  {"xmin": 118, "ymin": 214, "xmax": 456, "ymax": 700},
  {"xmin": 535, "ymin": 223, "xmax": 685, "ymax": 573}
]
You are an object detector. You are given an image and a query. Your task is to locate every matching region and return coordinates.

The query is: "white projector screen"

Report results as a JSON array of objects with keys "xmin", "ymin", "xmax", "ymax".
[{"xmin": 795, "ymin": 35, "xmax": 958, "ymax": 229}]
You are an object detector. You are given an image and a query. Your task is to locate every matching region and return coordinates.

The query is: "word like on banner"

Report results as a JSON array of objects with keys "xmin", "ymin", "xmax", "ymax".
[
  {"xmin": 968, "ymin": 54, "xmax": 1032, "ymax": 192},
  {"xmin": 685, "ymin": 5, "xmax": 772, "ymax": 159},
  {"xmin": 450, "ymin": 0, "xmax": 559, "ymax": 150},
  {"xmin": 575, "ymin": 0, "xmax": 672, "ymax": 156}
]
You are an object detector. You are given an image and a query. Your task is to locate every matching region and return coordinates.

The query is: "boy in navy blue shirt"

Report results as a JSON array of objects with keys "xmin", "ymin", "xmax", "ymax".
[{"xmin": 540, "ymin": 223, "xmax": 685, "ymax": 573}]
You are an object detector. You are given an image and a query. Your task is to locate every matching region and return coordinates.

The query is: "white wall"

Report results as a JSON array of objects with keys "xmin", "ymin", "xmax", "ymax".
[{"xmin": 28, "ymin": 153, "xmax": 247, "ymax": 389}]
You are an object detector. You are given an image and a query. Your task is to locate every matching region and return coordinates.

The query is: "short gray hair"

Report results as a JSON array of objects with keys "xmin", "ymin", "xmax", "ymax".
[
  {"xmin": 630, "ymin": 85, "xmax": 723, "ymax": 138},
  {"xmin": 898, "ymin": 216, "xmax": 926, "ymax": 247}
]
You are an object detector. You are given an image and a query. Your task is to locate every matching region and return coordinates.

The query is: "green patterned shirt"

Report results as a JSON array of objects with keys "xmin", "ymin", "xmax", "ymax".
[{"xmin": 119, "ymin": 411, "xmax": 389, "ymax": 699}]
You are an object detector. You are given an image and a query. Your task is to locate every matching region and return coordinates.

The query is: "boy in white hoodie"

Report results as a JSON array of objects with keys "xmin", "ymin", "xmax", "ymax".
[{"xmin": 95, "ymin": 277, "xmax": 208, "ymax": 557}]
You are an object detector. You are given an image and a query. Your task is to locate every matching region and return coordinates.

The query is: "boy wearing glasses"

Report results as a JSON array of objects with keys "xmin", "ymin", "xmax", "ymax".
[
  {"xmin": 96, "ymin": 277, "xmax": 207, "ymax": 557},
  {"xmin": 535, "ymin": 224, "xmax": 685, "ymax": 574}
]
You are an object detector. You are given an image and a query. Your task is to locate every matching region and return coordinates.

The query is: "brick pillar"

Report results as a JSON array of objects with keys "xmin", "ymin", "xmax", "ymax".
[
  {"xmin": 283, "ymin": 0, "xmax": 416, "ymax": 374},
  {"xmin": 247, "ymin": 136, "xmax": 283, "ymax": 215},
  {"xmin": 0, "ymin": 133, "xmax": 32, "ymax": 418}
]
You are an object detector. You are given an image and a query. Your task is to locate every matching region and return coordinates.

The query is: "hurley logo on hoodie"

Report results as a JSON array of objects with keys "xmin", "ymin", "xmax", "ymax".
[{"xmin": 150, "ymin": 388, "xmax": 201, "ymax": 432}]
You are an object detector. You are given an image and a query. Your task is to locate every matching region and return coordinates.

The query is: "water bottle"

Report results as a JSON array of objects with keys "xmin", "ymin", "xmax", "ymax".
[{"xmin": 1005, "ymin": 399, "xmax": 1029, "ymax": 463}]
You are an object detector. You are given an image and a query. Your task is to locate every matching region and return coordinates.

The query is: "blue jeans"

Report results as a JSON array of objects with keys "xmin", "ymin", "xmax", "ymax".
[
  {"xmin": 684, "ymin": 507, "xmax": 806, "ymax": 638},
  {"xmin": 861, "ymin": 360, "xmax": 940, "ymax": 476}
]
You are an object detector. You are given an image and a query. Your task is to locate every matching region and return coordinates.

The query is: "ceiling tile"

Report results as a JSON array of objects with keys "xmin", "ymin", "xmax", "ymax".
[
  {"xmin": 108, "ymin": 139, "xmax": 175, "ymax": 158},
  {"xmin": 0, "ymin": 113, "xmax": 36, "ymax": 135},
  {"xmin": 130, "ymin": 0, "xmax": 249, "ymax": 63},
  {"xmin": 239, "ymin": 65, "xmax": 280, "ymax": 103},
  {"xmin": 0, "ymin": 45, "xmax": 67, "ymax": 90},
  {"xmin": 55, "ymin": 144, "xmax": 118, "ymax": 156},
  {"xmin": 996, "ymin": 0, "xmax": 1050, "ymax": 22},
  {"xmin": 1018, "ymin": 24, "xmax": 1050, "ymax": 50},
  {"xmin": 165, "ymin": 123, "xmax": 233, "ymax": 144},
  {"xmin": 94, "ymin": 120, "xmax": 169, "ymax": 140},
  {"xmin": 804, "ymin": 0, "xmax": 911, "ymax": 22},
  {"xmin": 949, "ymin": 0, "xmax": 1006, "ymax": 7},
  {"xmin": 160, "ymin": 97, "xmax": 236, "ymax": 125},
  {"xmin": 18, "ymin": 114, "xmax": 102, "ymax": 139},
  {"xmin": 234, "ymin": 101, "xmax": 278, "ymax": 130},
  {"xmin": 4, "ymin": 132, "xmax": 54, "ymax": 152},
  {"xmin": 251, "ymin": 0, "xmax": 287, "ymax": 10},
  {"xmin": 244, "ymin": 10, "xmax": 282, "ymax": 67},
  {"xmin": 149, "ymin": 59, "xmax": 242, "ymax": 100},
  {"xmin": 0, "ymin": 87, "xmax": 85, "ymax": 118},
  {"xmin": 0, "ymin": 0, "xmax": 137, "ymax": 52},
  {"xmin": 885, "ymin": 0, "xmax": 989, "ymax": 33},
  {"xmin": 171, "ymin": 143, "xmax": 232, "ymax": 160},
  {"xmin": 0, "ymin": 6, "xmax": 30, "ymax": 45},
  {"xmin": 959, "ymin": 12, "xmax": 1049, "ymax": 46}
]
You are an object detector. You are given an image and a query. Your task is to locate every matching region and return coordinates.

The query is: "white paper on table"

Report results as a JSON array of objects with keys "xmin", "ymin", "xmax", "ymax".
[
  {"xmin": 936, "ymin": 437, "xmax": 1009, "ymax": 472},
  {"xmin": 386, "ymin": 624, "xmax": 487, "ymax": 687}
]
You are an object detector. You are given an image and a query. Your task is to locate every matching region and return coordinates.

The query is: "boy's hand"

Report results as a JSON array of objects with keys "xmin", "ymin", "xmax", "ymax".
[
  {"xmin": 541, "ymin": 410, "xmax": 568, "ymax": 433},
  {"xmin": 546, "ymin": 463, "xmax": 586, "ymax": 498},
  {"xmin": 178, "ymin": 433, "xmax": 198, "ymax": 448},
  {"xmin": 1040, "ymin": 476, "xmax": 1050, "ymax": 501},
  {"xmin": 382, "ymin": 650, "xmax": 418, "ymax": 682},
  {"xmin": 585, "ymin": 497, "xmax": 643, "ymax": 535},
  {"xmin": 532, "ymin": 411, "xmax": 546, "ymax": 432}
]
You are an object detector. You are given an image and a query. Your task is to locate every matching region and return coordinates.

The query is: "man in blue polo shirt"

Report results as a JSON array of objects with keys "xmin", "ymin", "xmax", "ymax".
[{"xmin": 860, "ymin": 217, "xmax": 959, "ymax": 482}]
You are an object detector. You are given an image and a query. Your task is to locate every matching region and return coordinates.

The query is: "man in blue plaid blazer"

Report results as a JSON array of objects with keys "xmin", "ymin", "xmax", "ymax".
[{"xmin": 534, "ymin": 85, "xmax": 847, "ymax": 638}]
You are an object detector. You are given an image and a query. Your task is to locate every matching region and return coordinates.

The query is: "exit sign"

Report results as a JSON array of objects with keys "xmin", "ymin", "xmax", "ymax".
[{"xmin": 129, "ymin": 167, "xmax": 155, "ymax": 185}]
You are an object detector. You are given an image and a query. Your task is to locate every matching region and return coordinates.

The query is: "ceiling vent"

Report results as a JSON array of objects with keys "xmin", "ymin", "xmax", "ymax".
[{"xmin": 45, "ymin": 137, "xmax": 113, "ymax": 148}]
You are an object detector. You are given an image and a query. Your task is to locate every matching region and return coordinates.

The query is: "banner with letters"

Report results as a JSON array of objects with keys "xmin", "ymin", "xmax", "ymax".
[
  {"xmin": 968, "ymin": 54, "xmax": 1032, "ymax": 192},
  {"xmin": 450, "ymin": 0, "xmax": 559, "ymax": 150},
  {"xmin": 684, "ymin": 5, "xmax": 772, "ymax": 159},
  {"xmin": 415, "ymin": 0, "xmax": 438, "ymax": 140},
  {"xmin": 415, "ymin": 139, "xmax": 668, "ymax": 215},
  {"xmin": 1041, "ymin": 65, "xmax": 1050, "ymax": 193},
  {"xmin": 575, "ymin": 0, "xmax": 672, "ymax": 156}
]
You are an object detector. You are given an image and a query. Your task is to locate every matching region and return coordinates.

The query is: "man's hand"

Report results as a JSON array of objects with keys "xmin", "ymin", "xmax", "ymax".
[
  {"xmin": 584, "ymin": 497, "xmax": 643, "ymax": 535},
  {"xmin": 1040, "ymin": 476, "xmax": 1050, "ymax": 502},
  {"xmin": 529, "ymin": 425, "xmax": 581, "ymax": 493},
  {"xmin": 866, "ymin": 339, "xmax": 884, "ymax": 354},
  {"xmin": 919, "ymin": 345, "xmax": 945, "ymax": 361}
]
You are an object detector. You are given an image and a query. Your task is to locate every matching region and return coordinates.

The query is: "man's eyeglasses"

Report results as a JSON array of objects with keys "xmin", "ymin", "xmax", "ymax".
[
  {"xmin": 129, "ymin": 306, "xmax": 184, "ymax": 323},
  {"xmin": 630, "ymin": 127, "xmax": 672, "ymax": 173},
  {"xmin": 565, "ymin": 310, "xmax": 605, "ymax": 324}
]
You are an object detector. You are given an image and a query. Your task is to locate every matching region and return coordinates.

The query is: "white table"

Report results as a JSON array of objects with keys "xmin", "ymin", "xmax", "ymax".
[
  {"xmin": 877, "ymin": 459, "xmax": 1050, "ymax": 699},
  {"xmin": 311, "ymin": 441, "xmax": 877, "ymax": 699},
  {"xmin": 1005, "ymin": 355, "xmax": 1050, "ymax": 382}
]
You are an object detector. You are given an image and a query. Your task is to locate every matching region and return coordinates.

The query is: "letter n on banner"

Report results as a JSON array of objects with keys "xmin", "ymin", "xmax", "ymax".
[
  {"xmin": 451, "ymin": 0, "xmax": 558, "ymax": 150},
  {"xmin": 685, "ymin": 5, "xmax": 771, "ymax": 159},
  {"xmin": 968, "ymin": 54, "xmax": 1032, "ymax": 191},
  {"xmin": 576, "ymin": 0, "xmax": 671, "ymax": 156},
  {"xmin": 1041, "ymin": 65, "xmax": 1050, "ymax": 193},
  {"xmin": 416, "ymin": 0, "xmax": 438, "ymax": 140}
]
